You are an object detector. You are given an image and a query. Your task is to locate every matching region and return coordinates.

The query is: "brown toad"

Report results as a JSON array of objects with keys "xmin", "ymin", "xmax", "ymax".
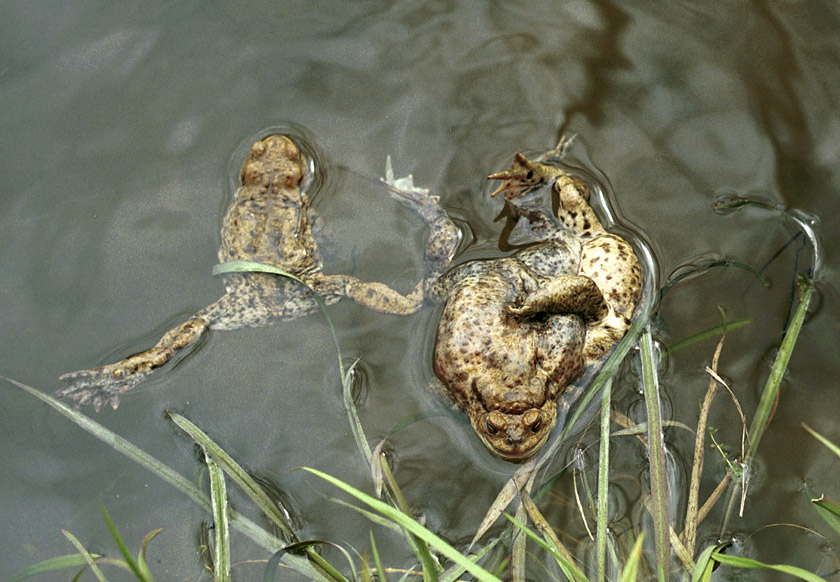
[
  {"xmin": 58, "ymin": 134, "xmax": 460, "ymax": 410},
  {"xmin": 430, "ymin": 149, "xmax": 642, "ymax": 460}
]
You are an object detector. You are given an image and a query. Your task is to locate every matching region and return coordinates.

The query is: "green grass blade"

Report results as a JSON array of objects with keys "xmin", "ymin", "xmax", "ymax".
[
  {"xmin": 503, "ymin": 513, "xmax": 588, "ymax": 582},
  {"xmin": 440, "ymin": 539, "xmax": 500, "ymax": 582},
  {"xmin": 597, "ymin": 377, "xmax": 612, "ymax": 582},
  {"xmin": 809, "ymin": 494, "xmax": 840, "ymax": 536},
  {"xmin": 747, "ymin": 276, "xmax": 813, "ymax": 459},
  {"xmin": 380, "ymin": 457, "xmax": 439, "ymax": 581},
  {"xmin": 343, "ymin": 359, "xmax": 374, "ymax": 467},
  {"xmin": 213, "ymin": 261, "xmax": 345, "ymax": 378},
  {"xmin": 370, "ymin": 531, "xmax": 389, "ymax": 582},
  {"xmin": 206, "ymin": 452, "xmax": 231, "ymax": 581},
  {"xmin": 511, "ymin": 501, "xmax": 527, "ymax": 582},
  {"xmin": 691, "ymin": 543, "xmax": 724, "ymax": 582},
  {"xmin": 2, "ymin": 376, "xmax": 320, "ymax": 578},
  {"xmin": 330, "ymin": 496, "xmax": 403, "ymax": 532},
  {"xmin": 563, "ymin": 305, "xmax": 649, "ymax": 438},
  {"xmin": 712, "ymin": 553, "xmax": 828, "ymax": 582},
  {"xmin": 280, "ymin": 541, "xmax": 354, "ymax": 582},
  {"xmin": 665, "ymin": 318, "xmax": 749, "ymax": 354},
  {"xmin": 640, "ymin": 328, "xmax": 670, "ymax": 582},
  {"xmin": 803, "ymin": 424, "xmax": 840, "ymax": 460},
  {"xmin": 5, "ymin": 555, "xmax": 99, "ymax": 582},
  {"xmin": 1, "ymin": 375, "xmax": 214, "ymax": 514},
  {"xmin": 618, "ymin": 533, "xmax": 644, "ymax": 582},
  {"xmin": 62, "ymin": 530, "xmax": 107, "ymax": 582},
  {"xmin": 100, "ymin": 506, "xmax": 150, "ymax": 582},
  {"xmin": 302, "ymin": 468, "xmax": 503, "ymax": 582},
  {"xmin": 136, "ymin": 528, "xmax": 162, "ymax": 579},
  {"xmin": 167, "ymin": 411, "xmax": 296, "ymax": 540},
  {"xmin": 520, "ymin": 491, "xmax": 579, "ymax": 571}
]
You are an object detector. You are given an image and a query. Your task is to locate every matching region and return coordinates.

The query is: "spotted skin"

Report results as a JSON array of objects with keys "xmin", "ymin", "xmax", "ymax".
[
  {"xmin": 431, "ymin": 243, "xmax": 599, "ymax": 460},
  {"xmin": 489, "ymin": 152, "xmax": 643, "ymax": 362}
]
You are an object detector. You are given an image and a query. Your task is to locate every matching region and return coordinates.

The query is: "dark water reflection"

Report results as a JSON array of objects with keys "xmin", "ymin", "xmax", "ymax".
[{"xmin": 2, "ymin": 0, "xmax": 839, "ymax": 579}]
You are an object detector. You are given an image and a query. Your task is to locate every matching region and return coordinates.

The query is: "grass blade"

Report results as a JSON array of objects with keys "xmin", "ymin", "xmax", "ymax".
[
  {"xmin": 62, "ymin": 530, "xmax": 107, "ymax": 582},
  {"xmin": 691, "ymin": 543, "xmax": 725, "ymax": 582},
  {"xmin": 2, "ymin": 376, "xmax": 322, "ymax": 578},
  {"xmin": 167, "ymin": 411, "xmax": 296, "ymax": 540},
  {"xmin": 520, "ymin": 490, "xmax": 579, "ymax": 572},
  {"xmin": 683, "ymin": 335, "xmax": 725, "ymax": 556},
  {"xmin": 712, "ymin": 553, "xmax": 828, "ymax": 582},
  {"xmin": 563, "ymin": 306, "xmax": 649, "ymax": 439},
  {"xmin": 302, "ymin": 467, "xmax": 503, "ymax": 582},
  {"xmin": 596, "ymin": 377, "xmax": 612, "ymax": 582},
  {"xmin": 212, "ymin": 261, "xmax": 345, "ymax": 378},
  {"xmin": 503, "ymin": 513, "xmax": 588, "ymax": 582},
  {"xmin": 5, "ymin": 555, "xmax": 100, "ymax": 582},
  {"xmin": 747, "ymin": 276, "xmax": 813, "ymax": 458},
  {"xmin": 618, "ymin": 533, "xmax": 645, "ymax": 582},
  {"xmin": 665, "ymin": 318, "xmax": 749, "ymax": 354},
  {"xmin": 809, "ymin": 494, "xmax": 840, "ymax": 536},
  {"xmin": 343, "ymin": 359, "xmax": 374, "ymax": 468},
  {"xmin": 470, "ymin": 467, "xmax": 529, "ymax": 548},
  {"xmin": 511, "ymin": 501, "xmax": 527, "ymax": 582},
  {"xmin": 640, "ymin": 328, "xmax": 670, "ymax": 582},
  {"xmin": 136, "ymin": 529, "xmax": 163, "ymax": 579},
  {"xmin": 100, "ymin": 506, "xmax": 150, "ymax": 581},
  {"xmin": 803, "ymin": 424, "xmax": 840, "ymax": 460},
  {"xmin": 206, "ymin": 452, "xmax": 231, "ymax": 581},
  {"xmin": 440, "ymin": 539, "xmax": 501, "ymax": 582},
  {"xmin": 370, "ymin": 531, "xmax": 389, "ymax": 582},
  {"xmin": 380, "ymin": 455, "xmax": 439, "ymax": 581}
]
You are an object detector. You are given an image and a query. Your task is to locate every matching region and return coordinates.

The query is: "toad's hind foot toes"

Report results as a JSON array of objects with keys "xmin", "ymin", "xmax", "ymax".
[
  {"xmin": 57, "ymin": 367, "xmax": 148, "ymax": 411},
  {"xmin": 380, "ymin": 157, "xmax": 445, "ymax": 224}
]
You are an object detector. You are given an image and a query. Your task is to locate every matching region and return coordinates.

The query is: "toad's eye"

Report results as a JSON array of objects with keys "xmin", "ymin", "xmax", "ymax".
[
  {"xmin": 523, "ymin": 409, "xmax": 542, "ymax": 433},
  {"xmin": 484, "ymin": 412, "xmax": 506, "ymax": 436}
]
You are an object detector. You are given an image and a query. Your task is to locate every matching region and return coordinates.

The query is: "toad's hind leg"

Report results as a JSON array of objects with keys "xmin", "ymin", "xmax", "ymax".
[{"xmin": 57, "ymin": 316, "xmax": 209, "ymax": 411}]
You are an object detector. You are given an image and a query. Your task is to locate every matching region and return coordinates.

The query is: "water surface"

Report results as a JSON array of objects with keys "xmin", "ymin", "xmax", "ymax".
[{"xmin": 2, "ymin": 1, "xmax": 839, "ymax": 579}]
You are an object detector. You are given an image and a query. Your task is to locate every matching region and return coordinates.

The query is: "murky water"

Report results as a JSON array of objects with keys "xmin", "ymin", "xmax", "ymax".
[{"xmin": 2, "ymin": 1, "xmax": 840, "ymax": 579}]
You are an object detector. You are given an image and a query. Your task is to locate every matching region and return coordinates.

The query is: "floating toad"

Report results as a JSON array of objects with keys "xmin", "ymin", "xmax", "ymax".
[
  {"xmin": 58, "ymin": 134, "xmax": 460, "ymax": 410},
  {"xmin": 430, "ymin": 150, "xmax": 642, "ymax": 460}
]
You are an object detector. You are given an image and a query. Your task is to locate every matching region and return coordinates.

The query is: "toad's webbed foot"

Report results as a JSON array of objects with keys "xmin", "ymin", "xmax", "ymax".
[
  {"xmin": 57, "ymin": 365, "xmax": 153, "ymax": 411},
  {"xmin": 381, "ymin": 157, "xmax": 447, "ymax": 225},
  {"xmin": 381, "ymin": 157, "xmax": 460, "ymax": 291}
]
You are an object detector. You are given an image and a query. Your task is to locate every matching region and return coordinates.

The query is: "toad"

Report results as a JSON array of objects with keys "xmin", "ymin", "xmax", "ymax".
[
  {"xmin": 430, "ymin": 150, "xmax": 642, "ymax": 460},
  {"xmin": 58, "ymin": 135, "xmax": 460, "ymax": 410}
]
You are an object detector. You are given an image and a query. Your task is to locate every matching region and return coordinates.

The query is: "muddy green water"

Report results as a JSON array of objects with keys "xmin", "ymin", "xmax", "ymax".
[{"xmin": 2, "ymin": 1, "xmax": 840, "ymax": 580}]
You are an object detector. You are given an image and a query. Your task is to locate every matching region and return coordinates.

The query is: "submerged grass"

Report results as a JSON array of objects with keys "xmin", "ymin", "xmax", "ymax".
[{"xmin": 5, "ymin": 201, "xmax": 826, "ymax": 580}]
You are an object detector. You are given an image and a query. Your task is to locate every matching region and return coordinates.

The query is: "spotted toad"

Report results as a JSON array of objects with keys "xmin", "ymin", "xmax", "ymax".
[
  {"xmin": 429, "ymin": 149, "xmax": 642, "ymax": 460},
  {"xmin": 58, "ymin": 135, "xmax": 459, "ymax": 410}
]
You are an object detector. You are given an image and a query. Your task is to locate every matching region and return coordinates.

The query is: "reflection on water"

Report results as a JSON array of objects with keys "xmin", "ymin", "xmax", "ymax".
[{"xmin": 2, "ymin": 0, "xmax": 839, "ymax": 579}]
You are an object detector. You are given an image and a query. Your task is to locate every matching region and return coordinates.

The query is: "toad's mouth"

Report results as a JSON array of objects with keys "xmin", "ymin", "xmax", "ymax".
[{"xmin": 475, "ymin": 428, "xmax": 552, "ymax": 462}]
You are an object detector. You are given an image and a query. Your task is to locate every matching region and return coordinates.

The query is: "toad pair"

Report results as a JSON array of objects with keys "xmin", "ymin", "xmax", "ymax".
[{"xmin": 59, "ymin": 135, "xmax": 641, "ymax": 460}]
